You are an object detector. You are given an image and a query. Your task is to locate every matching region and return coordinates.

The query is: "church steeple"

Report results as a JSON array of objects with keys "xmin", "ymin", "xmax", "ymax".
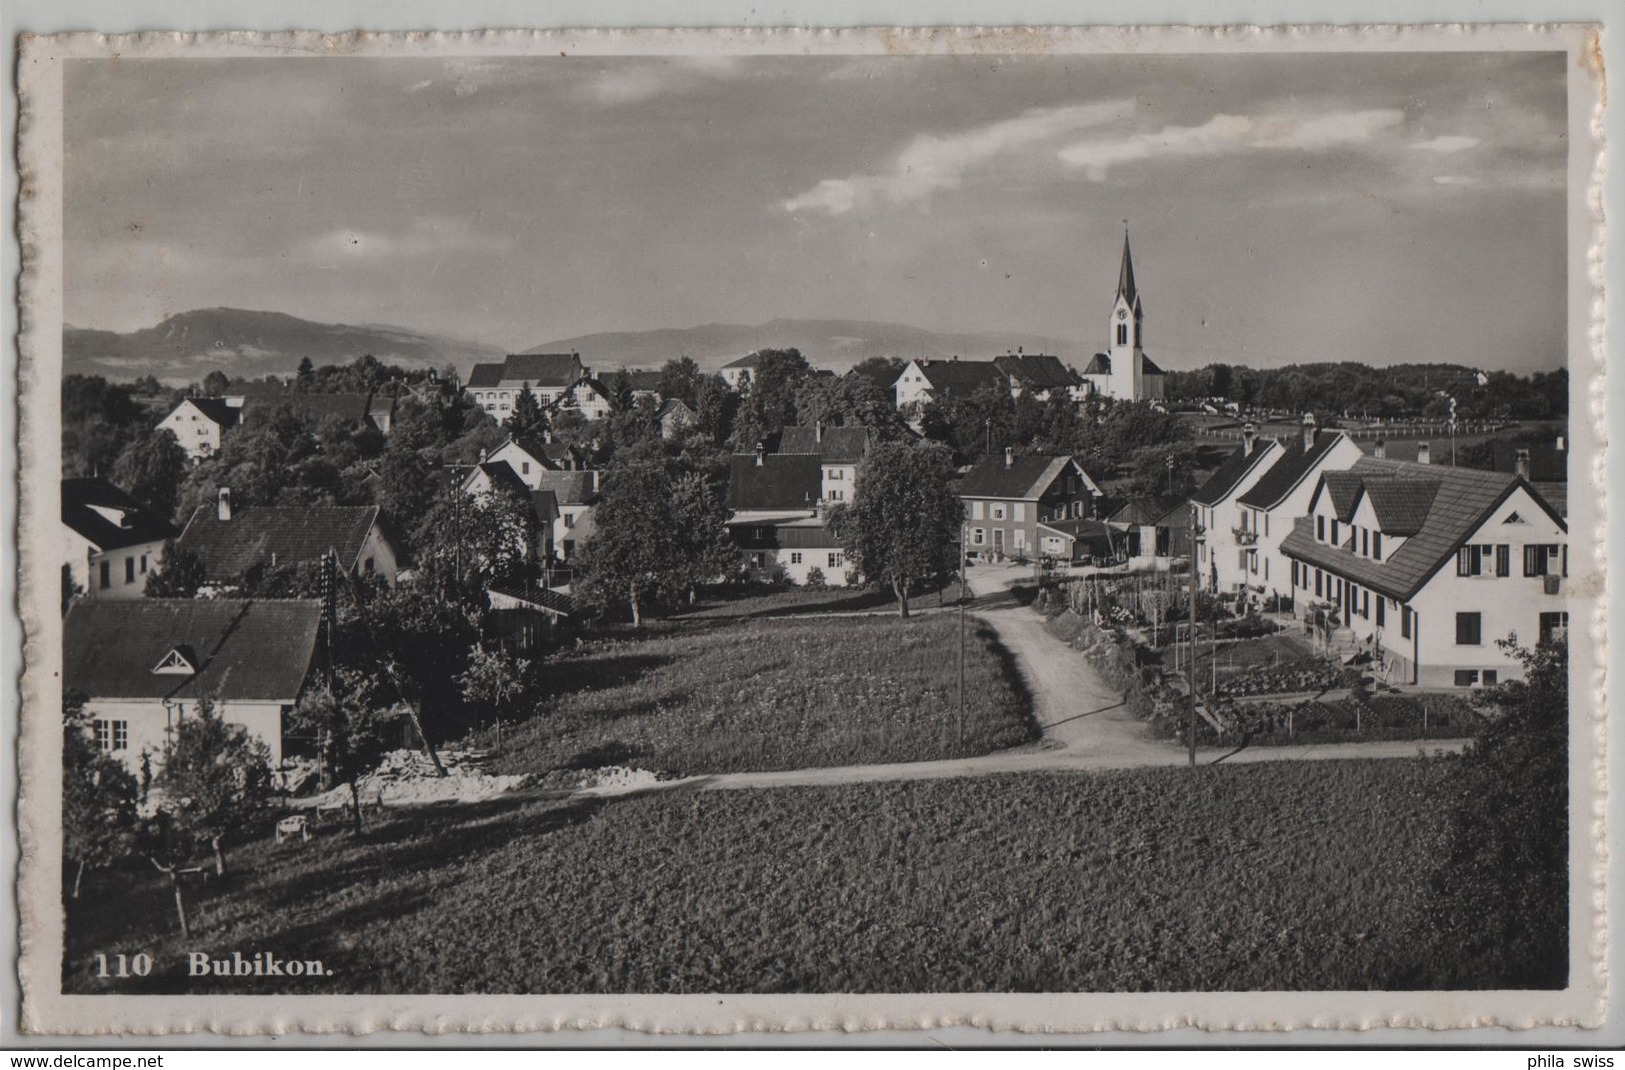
[{"xmin": 1116, "ymin": 228, "xmax": 1141, "ymax": 311}]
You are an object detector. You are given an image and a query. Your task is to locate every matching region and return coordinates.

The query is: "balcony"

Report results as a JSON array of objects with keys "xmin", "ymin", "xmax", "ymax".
[{"xmin": 1231, "ymin": 527, "xmax": 1259, "ymax": 546}]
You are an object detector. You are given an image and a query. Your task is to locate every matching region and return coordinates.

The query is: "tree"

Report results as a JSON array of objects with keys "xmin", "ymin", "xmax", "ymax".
[
  {"xmin": 666, "ymin": 470, "xmax": 738, "ymax": 603},
  {"xmin": 111, "ymin": 428, "xmax": 189, "ymax": 522},
  {"xmin": 144, "ymin": 541, "xmax": 207, "ymax": 598},
  {"xmin": 295, "ymin": 356, "xmax": 315, "ymax": 390},
  {"xmin": 290, "ymin": 672, "xmax": 399, "ymax": 834},
  {"xmin": 573, "ymin": 460, "xmax": 679, "ymax": 626},
  {"xmin": 506, "ymin": 382, "xmax": 544, "ymax": 435},
  {"xmin": 458, "ymin": 644, "xmax": 534, "ymax": 738},
  {"xmin": 607, "ymin": 370, "xmax": 636, "ymax": 414},
  {"xmin": 1421, "ymin": 636, "xmax": 1568, "ymax": 988},
  {"xmin": 830, "ymin": 442, "xmax": 963, "ymax": 618},
  {"xmin": 63, "ymin": 692, "xmax": 138, "ymax": 899},
  {"xmin": 1128, "ymin": 442, "xmax": 1201, "ymax": 498},
  {"xmin": 657, "ymin": 356, "xmax": 704, "ymax": 408},
  {"xmin": 153, "ymin": 696, "xmax": 273, "ymax": 882},
  {"xmin": 201, "ymin": 370, "xmax": 231, "ymax": 396}
]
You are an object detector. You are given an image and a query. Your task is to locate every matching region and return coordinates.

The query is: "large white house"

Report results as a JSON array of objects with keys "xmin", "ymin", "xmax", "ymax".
[
  {"xmin": 156, "ymin": 397, "xmax": 241, "ymax": 460},
  {"xmin": 1230, "ymin": 419, "xmax": 1366, "ymax": 604},
  {"xmin": 466, "ymin": 353, "xmax": 586, "ymax": 417},
  {"xmin": 1281, "ymin": 457, "xmax": 1568, "ymax": 688},
  {"xmin": 63, "ymin": 598, "xmax": 322, "ymax": 773},
  {"xmin": 61, "ymin": 477, "xmax": 178, "ymax": 600},
  {"xmin": 1189, "ymin": 426, "xmax": 1283, "ymax": 594}
]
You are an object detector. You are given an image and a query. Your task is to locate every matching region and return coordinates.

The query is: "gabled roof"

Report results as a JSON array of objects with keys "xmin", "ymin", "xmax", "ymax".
[
  {"xmin": 502, "ymin": 353, "xmax": 581, "ymax": 386},
  {"xmin": 530, "ymin": 489, "xmax": 561, "ymax": 525},
  {"xmin": 1108, "ymin": 494, "xmax": 1188, "ymax": 527},
  {"xmin": 726, "ymin": 454, "xmax": 823, "ymax": 512},
  {"xmin": 61, "ymin": 477, "xmax": 178, "ymax": 552},
  {"xmin": 467, "ymin": 362, "xmax": 505, "ymax": 388},
  {"xmin": 175, "ymin": 396, "xmax": 240, "ymax": 428},
  {"xmin": 1189, "ymin": 440, "xmax": 1278, "ymax": 507},
  {"xmin": 616, "ymin": 370, "xmax": 665, "ymax": 392},
  {"xmin": 1237, "ymin": 430, "xmax": 1351, "ymax": 510},
  {"xmin": 178, "ymin": 504, "xmax": 383, "ymax": 580},
  {"xmin": 957, "ymin": 454, "xmax": 1090, "ymax": 501},
  {"xmin": 727, "ymin": 516, "xmax": 841, "ymax": 550},
  {"xmin": 1281, "ymin": 457, "xmax": 1563, "ymax": 602},
  {"xmin": 534, "ymin": 470, "xmax": 600, "ymax": 507},
  {"xmin": 1486, "ymin": 439, "xmax": 1569, "ymax": 482},
  {"xmin": 1319, "ymin": 470, "xmax": 1366, "ymax": 522},
  {"xmin": 63, "ymin": 598, "xmax": 322, "ymax": 702},
  {"xmin": 658, "ymin": 397, "xmax": 697, "ymax": 420},
  {"xmin": 466, "ymin": 461, "xmax": 531, "ymax": 499},
  {"xmin": 721, "ymin": 353, "xmax": 763, "ymax": 370},
  {"xmin": 1360, "ymin": 479, "xmax": 1440, "ymax": 536},
  {"xmin": 1082, "ymin": 353, "xmax": 1112, "ymax": 376},
  {"xmin": 1038, "ymin": 517, "xmax": 1114, "ymax": 541},
  {"xmin": 912, "ymin": 359, "xmax": 1006, "ymax": 395},
  {"xmin": 770, "ymin": 425, "xmax": 872, "ymax": 465},
  {"xmin": 994, "ymin": 354, "xmax": 1083, "ymax": 391}
]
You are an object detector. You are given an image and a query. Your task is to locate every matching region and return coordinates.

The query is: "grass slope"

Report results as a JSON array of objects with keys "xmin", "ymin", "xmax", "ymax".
[
  {"xmin": 67, "ymin": 760, "xmax": 1469, "ymax": 995},
  {"xmin": 483, "ymin": 612, "xmax": 1034, "ymax": 776}
]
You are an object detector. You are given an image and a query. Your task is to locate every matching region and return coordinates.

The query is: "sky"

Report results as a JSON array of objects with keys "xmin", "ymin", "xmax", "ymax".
[{"xmin": 63, "ymin": 51, "xmax": 1569, "ymax": 371}]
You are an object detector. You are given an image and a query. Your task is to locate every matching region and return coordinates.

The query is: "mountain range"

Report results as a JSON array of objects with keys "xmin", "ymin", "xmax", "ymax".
[{"xmin": 63, "ymin": 308, "xmax": 1082, "ymax": 384}]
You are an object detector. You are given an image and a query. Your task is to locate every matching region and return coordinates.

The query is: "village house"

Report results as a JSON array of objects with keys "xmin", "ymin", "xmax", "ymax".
[
  {"xmin": 892, "ymin": 357, "xmax": 1007, "ymax": 413},
  {"xmin": 61, "ymin": 477, "xmax": 178, "ymax": 600},
  {"xmin": 1231, "ymin": 418, "xmax": 1365, "ymax": 605},
  {"xmin": 766, "ymin": 424, "xmax": 872, "ymax": 503},
  {"xmin": 1189, "ymin": 425, "xmax": 1283, "ymax": 595},
  {"xmin": 156, "ymin": 397, "xmax": 241, "ymax": 460},
  {"xmin": 560, "ymin": 376, "xmax": 615, "ymax": 421},
  {"xmin": 1105, "ymin": 494, "xmax": 1192, "ymax": 569},
  {"xmin": 63, "ymin": 597, "xmax": 323, "ymax": 773},
  {"xmin": 719, "ymin": 352, "xmax": 764, "ymax": 392},
  {"xmin": 958, "ymin": 449, "xmax": 1102, "ymax": 563},
  {"xmin": 466, "ymin": 352, "xmax": 586, "ymax": 417},
  {"xmin": 483, "ymin": 433, "xmax": 588, "ymax": 487},
  {"xmin": 658, "ymin": 398, "xmax": 698, "ymax": 440},
  {"xmin": 725, "ymin": 449, "xmax": 847, "ymax": 584},
  {"xmin": 993, "ymin": 351, "xmax": 1088, "ymax": 403},
  {"xmin": 533, "ymin": 470, "xmax": 601, "ymax": 561},
  {"xmin": 176, "ymin": 492, "xmax": 400, "ymax": 588},
  {"xmin": 453, "ymin": 461, "xmax": 566, "ymax": 567},
  {"xmin": 618, "ymin": 369, "xmax": 666, "ymax": 403},
  {"xmin": 1281, "ymin": 456, "xmax": 1568, "ymax": 688},
  {"xmin": 1079, "ymin": 232, "xmax": 1168, "ymax": 403}
]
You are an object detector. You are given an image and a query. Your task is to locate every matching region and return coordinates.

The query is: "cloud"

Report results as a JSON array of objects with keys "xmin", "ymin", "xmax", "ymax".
[
  {"xmin": 299, "ymin": 216, "xmax": 509, "ymax": 261},
  {"xmin": 585, "ymin": 57, "xmax": 743, "ymax": 105},
  {"xmin": 1414, "ymin": 135, "xmax": 1481, "ymax": 153},
  {"xmin": 1058, "ymin": 108, "xmax": 1405, "ymax": 181},
  {"xmin": 783, "ymin": 100, "xmax": 1136, "ymax": 216},
  {"xmin": 407, "ymin": 79, "xmax": 434, "ymax": 93},
  {"xmin": 1432, "ymin": 175, "xmax": 1479, "ymax": 186}
]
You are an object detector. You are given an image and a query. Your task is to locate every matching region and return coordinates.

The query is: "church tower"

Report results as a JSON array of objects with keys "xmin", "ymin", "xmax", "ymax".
[{"xmin": 1107, "ymin": 229, "xmax": 1145, "ymax": 401}]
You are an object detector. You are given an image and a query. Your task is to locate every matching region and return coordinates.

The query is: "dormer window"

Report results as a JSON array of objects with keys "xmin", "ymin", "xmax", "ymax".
[{"xmin": 151, "ymin": 646, "xmax": 198, "ymax": 675}]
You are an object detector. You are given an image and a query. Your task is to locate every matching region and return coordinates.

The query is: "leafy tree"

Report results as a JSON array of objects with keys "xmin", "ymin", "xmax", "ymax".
[
  {"xmin": 458, "ymin": 645, "xmax": 534, "ymax": 735},
  {"xmin": 144, "ymin": 541, "xmax": 206, "ymax": 598},
  {"xmin": 295, "ymin": 356, "xmax": 315, "ymax": 390},
  {"xmin": 666, "ymin": 469, "xmax": 739, "ymax": 604},
  {"xmin": 63, "ymin": 692, "xmax": 138, "ymax": 899},
  {"xmin": 728, "ymin": 349, "xmax": 812, "ymax": 450},
  {"xmin": 795, "ymin": 369, "xmax": 908, "ymax": 441},
  {"xmin": 848, "ymin": 356, "xmax": 908, "ymax": 394},
  {"xmin": 413, "ymin": 484, "xmax": 539, "ymax": 597},
  {"xmin": 830, "ymin": 442, "xmax": 962, "ymax": 617},
  {"xmin": 290, "ymin": 672, "xmax": 399, "ymax": 834},
  {"xmin": 200, "ymin": 370, "xmax": 231, "ymax": 396},
  {"xmin": 153, "ymin": 696, "xmax": 273, "ymax": 882},
  {"xmin": 573, "ymin": 460, "xmax": 678, "ymax": 626},
  {"xmin": 1421, "ymin": 636, "xmax": 1568, "ymax": 988},
  {"xmin": 607, "ymin": 370, "xmax": 636, "ymax": 414},
  {"xmin": 657, "ymin": 356, "xmax": 704, "ymax": 408},
  {"xmin": 1128, "ymin": 442, "xmax": 1201, "ymax": 498},
  {"xmin": 62, "ymin": 375, "xmax": 147, "ymax": 478},
  {"xmin": 111, "ymin": 428, "xmax": 189, "ymax": 522},
  {"xmin": 693, "ymin": 374, "xmax": 740, "ymax": 443},
  {"xmin": 506, "ymin": 382, "xmax": 544, "ymax": 435}
]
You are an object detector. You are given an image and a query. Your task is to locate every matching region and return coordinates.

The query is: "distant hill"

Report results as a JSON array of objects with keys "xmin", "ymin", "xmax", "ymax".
[
  {"xmin": 63, "ymin": 308, "xmax": 507, "ymax": 384},
  {"xmin": 522, "ymin": 318, "xmax": 1078, "ymax": 375}
]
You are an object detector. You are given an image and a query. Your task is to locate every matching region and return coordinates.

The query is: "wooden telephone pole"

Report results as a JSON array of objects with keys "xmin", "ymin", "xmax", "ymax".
[{"xmin": 1188, "ymin": 505, "xmax": 1200, "ymax": 768}]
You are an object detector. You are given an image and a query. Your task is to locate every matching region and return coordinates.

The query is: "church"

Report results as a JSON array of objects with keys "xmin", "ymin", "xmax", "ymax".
[{"xmin": 1080, "ymin": 232, "xmax": 1167, "ymax": 403}]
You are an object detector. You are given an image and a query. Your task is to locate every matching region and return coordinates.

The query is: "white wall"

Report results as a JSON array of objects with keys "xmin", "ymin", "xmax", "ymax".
[
  {"xmin": 157, "ymin": 401, "xmax": 225, "ymax": 460},
  {"xmin": 777, "ymin": 546, "xmax": 851, "ymax": 585},
  {"xmin": 1253, "ymin": 435, "xmax": 1364, "ymax": 599},
  {"xmin": 355, "ymin": 523, "xmax": 399, "ymax": 584},
  {"xmin": 62, "ymin": 529, "xmax": 166, "ymax": 599},
  {"xmin": 1200, "ymin": 441, "xmax": 1281, "ymax": 594},
  {"xmin": 893, "ymin": 361, "xmax": 933, "ymax": 410},
  {"xmin": 82, "ymin": 696, "xmax": 288, "ymax": 775}
]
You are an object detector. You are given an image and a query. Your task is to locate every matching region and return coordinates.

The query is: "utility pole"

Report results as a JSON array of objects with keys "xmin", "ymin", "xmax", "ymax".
[
  {"xmin": 957, "ymin": 522, "xmax": 967, "ymax": 747},
  {"xmin": 1188, "ymin": 504, "xmax": 1201, "ymax": 768}
]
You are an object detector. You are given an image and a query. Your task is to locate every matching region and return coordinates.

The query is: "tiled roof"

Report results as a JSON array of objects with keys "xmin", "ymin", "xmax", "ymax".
[
  {"xmin": 1190, "ymin": 440, "xmax": 1278, "ymax": 507},
  {"xmin": 467, "ymin": 363, "xmax": 504, "ymax": 388},
  {"xmin": 726, "ymin": 454, "xmax": 823, "ymax": 511},
  {"xmin": 914, "ymin": 359, "xmax": 1006, "ymax": 395},
  {"xmin": 1237, "ymin": 430, "xmax": 1349, "ymax": 509},
  {"xmin": 61, "ymin": 477, "xmax": 178, "ymax": 552},
  {"xmin": 1038, "ymin": 517, "xmax": 1114, "ymax": 541},
  {"xmin": 1532, "ymin": 481, "xmax": 1567, "ymax": 518},
  {"xmin": 957, "ymin": 454, "xmax": 1076, "ymax": 501},
  {"xmin": 1360, "ymin": 479, "xmax": 1440, "ymax": 536},
  {"xmin": 1082, "ymin": 353, "xmax": 1111, "ymax": 375},
  {"xmin": 63, "ymin": 598, "xmax": 321, "ymax": 702},
  {"xmin": 771, "ymin": 425, "xmax": 872, "ymax": 465},
  {"xmin": 1280, "ymin": 457, "xmax": 1560, "ymax": 601},
  {"xmin": 469, "ymin": 461, "xmax": 531, "ymax": 499},
  {"xmin": 721, "ymin": 353, "xmax": 763, "ymax": 370},
  {"xmin": 1108, "ymin": 494, "xmax": 1188, "ymax": 527},
  {"xmin": 502, "ymin": 353, "xmax": 581, "ymax": 386},
  {"xmin": 568, "ymin": 376, "xmax": 613, "ymax": 402},
  {"xmin": 530, "ymin": 489, "xmax": 560, "ymax": 524},
  {"xmin": 178, "ymin": 504, "xmax": 382, "ymax": 580},
  {"xmin": 1141, "ymin": 354, "xmax": 1165, "ymax": 376},
  {"xmin": 727, "ymin": 517, "xmax": 841, "ymax": 551},
  {"xmin": 994, "ymin": 354, "xmax": 1083, "ymax": 391},
  {"xmin": 181, "ymin": 397, "xmax": 241, "ymax": 428},
  {"xmin": 487, "ymin": 583, "xmax": 575, "ymax": 616},
  {"xmin": 658, "ymin": 398, "xmax": 697, "ymax": 420},
  {"xmin": 616, "ymin": 370, "xmax": 665, "ymax": 392},
  {"xmin": 1320, "ymin": 470, "xmax": 1366, "ymax": 522},
  {"xmin": 534, "ymin": 470, "xmax": 600, "ymax": 506}
]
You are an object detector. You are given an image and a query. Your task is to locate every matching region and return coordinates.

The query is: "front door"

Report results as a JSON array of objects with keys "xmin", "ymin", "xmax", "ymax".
[{"xmin": 992, "ymin": 527, "xmax": 1005, "ymax": 554}]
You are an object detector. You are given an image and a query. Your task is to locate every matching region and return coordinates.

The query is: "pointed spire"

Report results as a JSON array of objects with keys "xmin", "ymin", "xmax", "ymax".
[{"xmin": 1116, "ymin": 225, "xmax": 1139, "ymax": 308}]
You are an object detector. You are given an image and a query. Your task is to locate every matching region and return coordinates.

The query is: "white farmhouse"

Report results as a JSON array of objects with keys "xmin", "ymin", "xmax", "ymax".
[
  {"xmin": 156, "ymin": 397, "xmax": 241, "ymax": 460},
  {"xmin": 1188, "ymin": 426, "xmax": 1283, "ymax": 595},
  {"xmin": 1281, "ymin": 457, "xmax": 1568, "ymax": 688},
  {"xmin": 61, "ymin": 477, "xmax": 178, "ymax": 599}
]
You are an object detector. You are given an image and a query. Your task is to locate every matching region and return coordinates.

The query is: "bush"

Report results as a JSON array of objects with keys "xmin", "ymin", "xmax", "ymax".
[{"xmin": 804, "ymin": 566, "xmax": 827, "ymax": 589}]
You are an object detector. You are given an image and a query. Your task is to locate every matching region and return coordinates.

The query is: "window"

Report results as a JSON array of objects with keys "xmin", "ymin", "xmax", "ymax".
[
  {"xmin": 991, "ymin": 504, "xmax": 1006, "ymax": 521},
  {"xmin": 1376, "ymin": 598, "xmax": 1385, "ymax": 628},
  {"xmin": 98, "ymin": 561, "xmax": 110, "ymax": 589},
  {"xmin": 1316, "ymin": 516, "xmax": 1325, "ymax": 541},
  {"xmin": 564, "ymin": 514, "xmax": 575, "ymax": 529},
  {"xmin": 139, "ymin": 553, "xmax": 148, "ymax": 574},
  {"xmin": 1330, "ymin": 521, "xmax": 1339, "ymax": 546},
  {"xmin": 1457, "ymin": 545, "xmax": 1483, "ymax": 577},
  {"xmin": 828, "ymin": 552, "xmax": 842, "ymax": 568},
  {"xmin": 1455, "ymin": 612, "xmax": 1482, "ymax": 646},
  {"xmin": 364, "ymin": 557, "xmax": 375, "ymax": 573},
  {"xmin": 1454, "ymin": 670, "xmax": 1481, "ymax": 687},
  {"xmin": 1495, "ymin": 544, "xmax": 1510, "ymax": 577},
  {"xmin": 1483, "ymin": 670, "xmax": 1498, "ymax": 687},
  {"xmin": 1540, "ymin": 611, "xmax": 1570, "ymax": 645},
  {"xmin": 522, "ymin": 461, "xmax": 530, "ymax": 475},
  {"xmin": 972, "ymin": 528, "xmax": 985, "ymax": 546},
  {"xmin": 1315, "ymin": 569, "xmax": 1323, "ymax": 597},
  {"xmin": 1523, "ymin": 544, "xmax": 1548, "ymax": 576},
  {"xmin": 1117, "ymin": 324, "xmax": 1128, "ymax": 345},
  {"xmin": 124, "ymin": 557, "xmax": 135, "ymax": 584},
  {"xmin": 1362, "ymin": 589, "xmax": 1370, "ymax": 618},
  {"xmin": 790, "ymin": 552, "xmax": 803, "ymax": 565},
  {"xmin": 1372, "ymin": 532, "xmax": 1383, "ymax": 561},
  {"xmin": 1400, "ymin": 607, "xmax": 1411, "ymax": 639},
  {"xmin": 1013, "ymin": 503, "xmax": 1025, "ymax": 522},
  {"xmin": 93, "ymin": 720, "xmax": 128, "ymax": 752},
  {"xmin": 1071, "ymin": 501, "xmax": 1082, "ymax": 519}
]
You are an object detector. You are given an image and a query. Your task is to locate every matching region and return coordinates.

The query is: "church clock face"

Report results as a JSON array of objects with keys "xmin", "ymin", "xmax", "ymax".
[{"xmin": 1117, "ymin": 309, "xmax": 1128, "ymax": 320}]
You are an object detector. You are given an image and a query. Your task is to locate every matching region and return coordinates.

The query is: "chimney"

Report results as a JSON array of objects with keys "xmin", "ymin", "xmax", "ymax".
[
  {"xmin": 815, "ymin": 420, "xmax": 824, "ymax": 444},
  {"xmin": 756, "ymin": 441, "xmax": 766, "ymax": 467},
  {"xmin": 1242, "ymin": 422, "xmax": 1258, "ymax": 454},
  {"xmin": 590, "ymin": 469, "xmax": 601, "ymax": 494},
  {"xmin": 1301, "ymin": 412, "xmax": 1317, "ymax": 450},
  {"xmin": 1004, "ymin": 446, "xmax": 1014, "ymax": 469},
  {"xmin": 1556, "ymin": 434, "xmax": 1567, "ymax": 454},
  {"xmin": 217, "ymin": 487, "xmax": 233, "ymax": 521},
  {"xmin": 1374, "ymin": 438, "xmax": 1387, "ymax": 460},
  {"xmin": 1514, "ymin": 447, "xmax": 1531, "ymax": 480},
  {"xmin": 478, "ymin": 447, "xmax": 488, "ymax": 463},
  {"xmin": 543, "ymin": 429, "xmax": 554, "ymax": 445},
  {"xmin": 1417, "ymin": 441, "xmax": 1431, "ymax": 465}
]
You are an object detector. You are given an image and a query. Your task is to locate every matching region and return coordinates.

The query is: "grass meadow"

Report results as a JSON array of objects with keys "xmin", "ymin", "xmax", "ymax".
[
  {"xmin": 481, "ymin": 611, "xmax": 1034, "ymax": 776},
  {"xmin": 65, "ymin": 759, "xmax": 1471, "ymax": 995}
]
